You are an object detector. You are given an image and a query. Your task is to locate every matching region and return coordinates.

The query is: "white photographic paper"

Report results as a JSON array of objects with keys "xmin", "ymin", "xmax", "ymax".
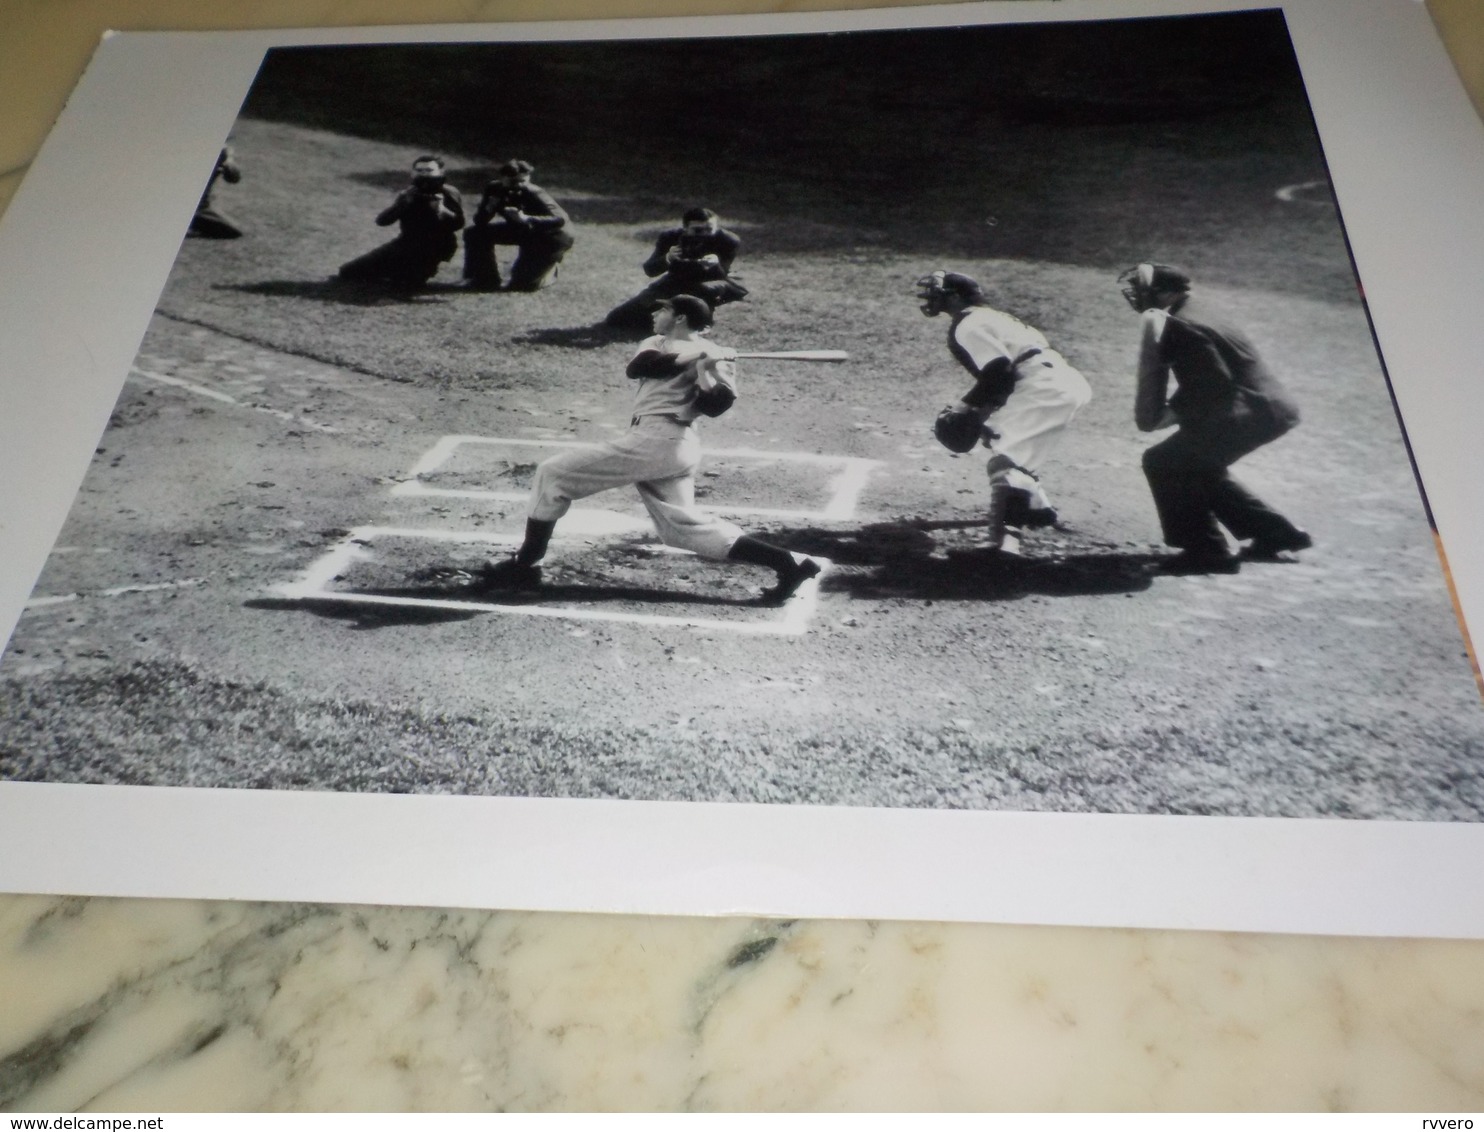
[{"xmin": 2, "ymin": 0, "xmax": 1482, "ymax": 937}]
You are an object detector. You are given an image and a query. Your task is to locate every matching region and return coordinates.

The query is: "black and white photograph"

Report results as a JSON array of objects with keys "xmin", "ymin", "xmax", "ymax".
[{"xmin": 1, "ymin": 5, "xmax": 1481, "ymax": 828}]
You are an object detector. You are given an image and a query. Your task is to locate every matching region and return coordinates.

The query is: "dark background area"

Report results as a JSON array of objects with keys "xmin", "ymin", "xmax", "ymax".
[{"xmin": 242, "ymin": 10, "xmax": 1350, "ymax": 301}]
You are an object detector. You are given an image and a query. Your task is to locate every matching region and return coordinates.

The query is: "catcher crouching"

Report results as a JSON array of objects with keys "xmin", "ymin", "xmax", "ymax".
[{"xmin": 918, "ymin": 270, "xmax": 1092, "ymax": 555}]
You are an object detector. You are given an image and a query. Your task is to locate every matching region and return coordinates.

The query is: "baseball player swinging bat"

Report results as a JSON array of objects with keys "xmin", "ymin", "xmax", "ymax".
[{"xmin": 733, "ymin": 349, "xmax": 848, "ymax": 362}]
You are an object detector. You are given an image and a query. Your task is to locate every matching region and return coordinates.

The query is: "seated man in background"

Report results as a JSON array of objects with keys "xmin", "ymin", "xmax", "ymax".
[
  {"xmin": 462, "ymin": 159, "xmax": 575, "ymax": 292},
  {"xmin": 188, "ymin": 145, "xmax": 244, "ymax": 239},
  {"xmin": 337, "ymin": 155, "xmax": 464, "ymax": 289},
  {"xmin": 604, "ymin": 207, "xmax": 748, "ymax": 330}
]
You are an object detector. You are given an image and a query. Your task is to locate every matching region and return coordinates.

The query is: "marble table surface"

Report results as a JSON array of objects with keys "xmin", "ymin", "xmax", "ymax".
[{"xmin": 3, "ymin": 0, "xmax": 1484, "ymax": 1112}]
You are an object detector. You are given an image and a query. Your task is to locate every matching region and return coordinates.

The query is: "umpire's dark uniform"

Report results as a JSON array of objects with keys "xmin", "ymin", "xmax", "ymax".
[{"xmin": 1136, "ymin": 292, "xmax": 1307, "ymax": 562}]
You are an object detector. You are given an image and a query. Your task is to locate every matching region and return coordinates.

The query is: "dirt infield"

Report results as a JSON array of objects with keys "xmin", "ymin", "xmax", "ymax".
[{"xmin": 2, "ymin": 31, "xmax": 1482, "ymax": 820}]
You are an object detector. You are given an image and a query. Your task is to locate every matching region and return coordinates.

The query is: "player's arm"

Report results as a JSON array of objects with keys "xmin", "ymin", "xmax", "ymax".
[
  {"xmin": 1134, "ymin": 310, "xmax": 1175, "ymax": 431},
  {"xmin": 952, "ymin": 321, "xmax": 1018, "ymax": 417},
  {"xmin": 959, "ymin": 356, "xmax": 1017, "ymax": 418},
  {"xmin": 693, "ymin": 351, "xmax": 738, "ymax": 417},
  {"xmin": 626, "ymin": 337, "xmax": 691, "ymax": 379}
]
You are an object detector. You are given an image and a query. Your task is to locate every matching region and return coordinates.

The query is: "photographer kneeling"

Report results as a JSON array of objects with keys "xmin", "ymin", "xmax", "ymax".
[
  {"xmin": 605, "ymin": 207, "xmax": 748, "ymax": 331},
  {"xmin": 337, "ymin": 155, "xmax": 465, "ymax": 290}
]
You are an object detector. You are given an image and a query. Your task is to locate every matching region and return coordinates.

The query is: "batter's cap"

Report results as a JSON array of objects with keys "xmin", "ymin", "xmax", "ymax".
[
  {"xmin": 498, "ymin": 159, "xmax": 534, "ymax": 178},
  {"xmin": 660, "ymin": 293, "xmax": 714, "ymax": 328}
]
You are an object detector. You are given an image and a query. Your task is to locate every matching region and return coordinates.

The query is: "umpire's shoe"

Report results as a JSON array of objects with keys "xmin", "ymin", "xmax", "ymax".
[
  {"xmin": 478, "ymin": 557, "xmax": 544, "ymax": 590},
  {"xmin": 1243, "ymin": 530, "xmax": 1313, "ymax": 562}
]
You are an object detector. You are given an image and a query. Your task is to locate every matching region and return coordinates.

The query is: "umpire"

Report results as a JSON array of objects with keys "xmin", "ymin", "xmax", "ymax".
[{"xmin": 1119, "ymin": 262, "xmax": 1311, "ymax": 574}]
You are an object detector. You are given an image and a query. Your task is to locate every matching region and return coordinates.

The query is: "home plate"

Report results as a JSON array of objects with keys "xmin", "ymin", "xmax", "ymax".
[{"xmin": 271, "ymin": 525, "xmax": 830, "ymax": 636}]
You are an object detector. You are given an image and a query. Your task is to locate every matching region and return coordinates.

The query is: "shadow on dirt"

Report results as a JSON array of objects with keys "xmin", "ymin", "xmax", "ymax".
[
  {"xmin": 246, "ymin": 571, "xmax": 765, "ymax": 630},
  {"xmin": 245, "ymin": 596, "xmax": 483, "ymax": 628},
  {"xmin": 765, "ymin": 521, "xmax": 1163, "ymax": 602},
  {"xmin": 511, "ymin": 323, "xmax": 638, "ymax": 349},
  {"xmin": 216, "ymin": 279, "xmax": 463, "ymax": 307}
]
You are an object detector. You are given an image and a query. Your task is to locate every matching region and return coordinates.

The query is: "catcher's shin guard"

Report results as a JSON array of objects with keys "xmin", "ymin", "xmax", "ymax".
[{"xmin": 988, "ymin": 454, "xmax": 1059, "ymax": 555}]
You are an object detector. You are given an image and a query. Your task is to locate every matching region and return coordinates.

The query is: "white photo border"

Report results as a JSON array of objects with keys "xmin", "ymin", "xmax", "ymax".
[{"xmin": 2, "ymin": 0, "xmax": 1482, "ymax": 938}]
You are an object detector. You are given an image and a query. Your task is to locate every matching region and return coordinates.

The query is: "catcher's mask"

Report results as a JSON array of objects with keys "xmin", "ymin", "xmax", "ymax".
[
  {"xmin": 1118, "ymin": 262, "xmax": 1191, "ymax": 312},
  {"xmin": 915, "ymin": 270, "xmax": 986, "ymax": 317}
]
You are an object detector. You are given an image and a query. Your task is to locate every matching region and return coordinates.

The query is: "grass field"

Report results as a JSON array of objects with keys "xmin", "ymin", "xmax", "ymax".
[{"xmin": 1, "ymin": 16, "xmax": 1481, "ymax": 819}]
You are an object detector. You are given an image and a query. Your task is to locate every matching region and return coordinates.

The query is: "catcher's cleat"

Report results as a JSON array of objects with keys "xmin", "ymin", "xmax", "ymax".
[
  {"xmin": 1243, "ymin": 530, "xmax": 1313, "ymax": 561},
  {"xmin": 761, "ymin": 557, "xmax": 822, "ymax": 606},
  {"xmin": 1156, "ymin": 549, "xmax": 1241, "ymax": 575},
  {"xmin": 478, "ymin": 557, "xmax": 544, "ymax": 590}
]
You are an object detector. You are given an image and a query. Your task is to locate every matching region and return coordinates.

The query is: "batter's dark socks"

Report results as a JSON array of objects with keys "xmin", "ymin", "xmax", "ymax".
[{"xmin": 516, "ymin": 519, "xmax": 556, "ymax": 566}]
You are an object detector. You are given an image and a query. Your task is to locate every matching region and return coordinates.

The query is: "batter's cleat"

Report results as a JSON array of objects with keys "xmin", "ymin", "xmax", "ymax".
[
  {"xmin": 1243, "ymin": 530, "xmax": 1313, "ymax": 561},
  {"xmin": 477, "ymin": 557, "xmax": 543, "ymax": 590},
  {"xmin": 761, "ymin": 557, "xmax": 822, "ymax": 605},
  {"xmin": 1156, "ymin": 549, "xmax": 1241, "ymax": 575}
]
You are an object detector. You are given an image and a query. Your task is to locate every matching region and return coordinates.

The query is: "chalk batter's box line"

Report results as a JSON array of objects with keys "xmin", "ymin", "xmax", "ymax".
[
  {"xmin": 393, "ymin": 435, "xmax": 880, "ymax": 521},
  {"xmin": 274, "ymin": 526, "xmax": 830, "ymax": 638}
]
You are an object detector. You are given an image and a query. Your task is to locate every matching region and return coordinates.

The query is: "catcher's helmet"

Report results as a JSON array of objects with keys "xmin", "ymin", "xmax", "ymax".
[
  {"xmin": 915, "ymin": 270, "xmax": 986, "ymax": 317},
  {"xmin": 1118, "ymin": 262, "xmax": 1190, "ymax": 312}
]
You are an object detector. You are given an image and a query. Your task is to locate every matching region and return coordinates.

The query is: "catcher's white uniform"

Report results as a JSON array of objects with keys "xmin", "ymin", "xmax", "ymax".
[
  {"xmin": 943, "ymin": 303, "xmax": 1091, "ymax": 549},
  {"xmin": 949, "ymin": 305, "xmax": 1092, "ymax": 473},
  {"xmin": 526, "ymin": 334, "xmax": 745, "ymax": 560}
]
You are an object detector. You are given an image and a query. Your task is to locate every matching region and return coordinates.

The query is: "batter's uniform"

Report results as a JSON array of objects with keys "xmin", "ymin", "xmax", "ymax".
[
  {"xmin": 462, "ymin": 179, "xmax": 574, "ymax": 291},
  {"xmin": 605, "ymin": 226, "xmax": 748, "ymax": 329},
  {"xmin": 1136, "ymin": 294, "xmax": 1305, "ymax": 559},
  {"xmin": 946, "ymin": 304, "xmax": 1093, "ymax": 543},
  {"xmin": 338, "ymin": 184, "xmax": 465, "ymax": 287},
  {"xmin": 525, "ymin": 336, "xmax": 745, "ymax": 559}
]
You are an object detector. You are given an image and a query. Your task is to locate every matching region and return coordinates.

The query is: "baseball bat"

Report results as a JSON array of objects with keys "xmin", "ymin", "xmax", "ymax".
[{"xmin": 733, "ymin": 350, "xmax": 848, "ymax": 362}]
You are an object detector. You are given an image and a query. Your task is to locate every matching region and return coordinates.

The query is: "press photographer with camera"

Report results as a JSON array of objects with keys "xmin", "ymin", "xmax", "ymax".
[
  {"xmin": 461, "ymin": 159, "xmax": 575, "ymax": 292},
  {"xmin": 336, "ymin": 155, "xmax": 465, "ymax": 290},
  {"xmin": 604, "ymin": 207, "xmax": 748, "ymax": 330}
]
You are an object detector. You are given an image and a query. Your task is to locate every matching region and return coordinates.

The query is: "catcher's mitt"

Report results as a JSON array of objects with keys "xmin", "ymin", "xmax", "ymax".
[{"xmin": 934, "ymin": 405, "xmax": 983, "ymax": 453}]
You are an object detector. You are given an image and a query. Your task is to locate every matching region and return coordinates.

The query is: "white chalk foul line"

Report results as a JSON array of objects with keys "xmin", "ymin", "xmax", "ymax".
[
  {"xmin": 274, "ymin": 526, "xmax": 827, "ymax": 637},
  {"xmin": 24, "ymin": 578, "xmax": 207, "ymax": 611},
  {"xmin": 129, "ymin": 367, "xmax": 339, "ymax": 434},
  {"xmin": 392, "ymin": 435, "xmax": 880, "ymax": 522}
]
